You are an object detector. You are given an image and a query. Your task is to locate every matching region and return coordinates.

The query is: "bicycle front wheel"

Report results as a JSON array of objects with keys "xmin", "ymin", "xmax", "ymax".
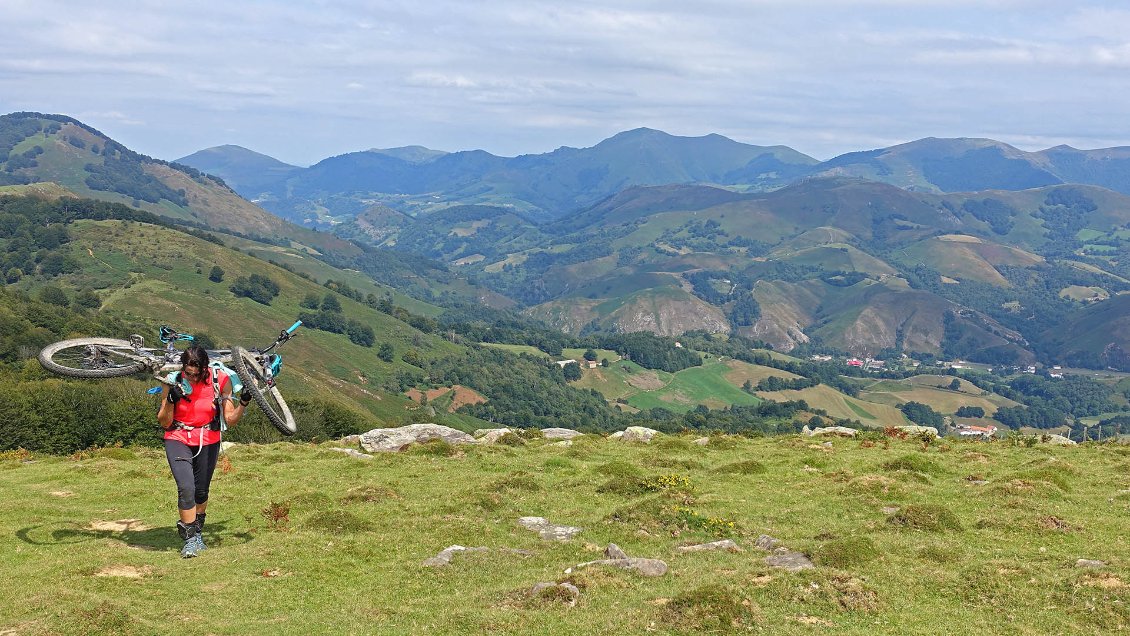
[
  {"xmin": 231, "ymin": 346, "xmax": 297, "ymax": 435},
  {"xmin": 39, "ymin": 338, "xmax": 151, "ymax": 378}
]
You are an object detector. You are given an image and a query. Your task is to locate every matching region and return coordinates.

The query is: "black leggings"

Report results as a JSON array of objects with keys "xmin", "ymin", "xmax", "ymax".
[{"xmin": 165, "ymin": 440, "xmax": 220, "ymax": 511}]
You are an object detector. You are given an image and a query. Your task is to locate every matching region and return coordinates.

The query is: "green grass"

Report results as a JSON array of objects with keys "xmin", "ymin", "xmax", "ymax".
[
  {"xmin": 3, "ymin": 436, "xmax": 1129, "ymax": 634},
  {"xmin": 43, "ymin": 220, "xmax": 469, "ymax": 427},
  {"xmin": 845, "ymin": 400, "xmax": 879, "ymax": 420},
  {"xmin": 625, "ymin": 359, "xmax": 761, "ymax": 413},
  {"xmin": 481, "ymin": 343, "xmax": 551, "ymax": 358}
]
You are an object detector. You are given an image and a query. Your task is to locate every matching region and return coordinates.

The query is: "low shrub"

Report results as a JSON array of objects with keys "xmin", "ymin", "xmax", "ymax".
[
  {"xmin": 714, "ymin": 459, "xmax": 767, "ymax": 475},
  {"xmin": 595, "ymin": 460, "xmax": 643, "ymax": 478},
  {"xmin": 887, "ymin": 504, "xmax": 962, "ymax": 531},
  {"xmin": 659, "ymin": 584, "xmax": 758, "ymax": 634},
  {"xmin": 811, "ymin": 535, "xmax": 879, "ymax": 568},
  {"xmin": 410, "ymin": 439, "xmax": 458, "ymax": 457},
  {"xmin": 880, "ymin": 454, "xmax": 942, "ymax": 475}
]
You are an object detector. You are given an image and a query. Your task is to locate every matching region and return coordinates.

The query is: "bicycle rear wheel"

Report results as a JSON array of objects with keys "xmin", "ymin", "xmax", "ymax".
[
  {"xmin": 39, "ymin": 338, "xmax": 151, "ymax": 378},
  {"xmin": 231, "ymin": 346, "xmax": 297, "ymax": 435}
]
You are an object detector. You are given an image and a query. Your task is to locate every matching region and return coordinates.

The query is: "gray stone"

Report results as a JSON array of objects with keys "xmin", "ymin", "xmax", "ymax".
[
  {"xmin": 338, "ymin": 434, "xmax": 362, "ymax": 446},
  {"xmin": 604, "ymin": 543, "xmax": 628, "ymax": 560},
  {"xmin": 422, "ymin": 545, "xmax": 490, "ymax": 567},
  {"xmin": 1043, "ymin": 434, "xmax": 1077, "ymax": 446},
  {"xmin": 421, "ymin": 545, "xmax": 530, "ymax": 567},
  {"xmin": 219, "ymin": 441, "xmax": 238, "ymax": 452},
  {"xmin": 567, "ymin": 558, "xmax": 668, "ymax": 577},
  {"xmin": 531, "ymin": 581, "xmax": 581, "ymax": 604},
  {"xmin": 476, "ymin": 428, "xmax": 514, "ymax": 444},
  {"xmin": 542, "ymin": 428, "xmax": 583, "ymax": 440},
  {"xmin": 327, "ymin": 447, "xmax": 374, "ymax": 460},
  {"xmin": 803, "ymin": 426, "xmax": 858, "ymax": 438},
  {"xmin": 895, "ymin": 425, "xmax": 939, "ymax": 438},
  {"xmin": 765, "ymin": 549, "xmax": 815, "ymax": 572},
  {"xmin": 1076, "ymin": 559, "xmax": 1107, "ymax": 569},
  {"xmin": 619, "ymin": 426, "xmax": 660, "ymax": 443},
  {"xmin": 608, "ymin": 431, "xmax": 624, "ymax": 440},
  {"xmin": 674, "ymin": 539, "xmax": 743, "ymax": 554},
  {"xmin": 517, "ymin": 516, "xmax": 582, "ymax": 541},
  {"xmin": 693, "ymin": 437, "xmax": 710, "ymax": 446},
  {"xmin": 472, "ymin": 427, "xmax": 508, "ymax": 439},
  {"xmin": 754, "ymin": 534, "xmax": 781, "ymax": 551},
  {"xmin": 360, "ymin": 424, "xmax": 476, "ymax": 453}
]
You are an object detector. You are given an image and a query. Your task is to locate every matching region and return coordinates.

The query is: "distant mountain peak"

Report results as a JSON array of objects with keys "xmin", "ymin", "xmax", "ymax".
[{"xmin": 367, "ymin": 145, "xmax": 449, "ymax": 164}]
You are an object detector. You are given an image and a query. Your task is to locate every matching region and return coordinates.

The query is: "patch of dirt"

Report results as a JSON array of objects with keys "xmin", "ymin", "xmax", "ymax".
[
  {"xmin": 1084, "ymin": 574, "xmax": 1126, "ymax": 589},
  {"xmin": 94, "ymin": 565, "xmax": 152, "ymax": 578},
  {"xmin": 626, "ymin": 370, "xmax": 665, "ymax": 390},
  {"xmin": 48, "ymin": 490, "xmax": 74, "ymax": 497},
  {"xmin": 86, "ymin": 519, "xmax": 153, "ymax": 532},
  {"xmin": 448, "ymin": 385, "xmax": 487, "ymax": 411},
  {"xmin": 404, "ymin": 385, "xmax": 487, "ymax": 412},
  {"xmin": 793, "ymin": 615, "xmax": 834, "ymax": 627},
  {"xmin": 1040, "ymin": 516, "xmax": 1076, "ymax": 532}
]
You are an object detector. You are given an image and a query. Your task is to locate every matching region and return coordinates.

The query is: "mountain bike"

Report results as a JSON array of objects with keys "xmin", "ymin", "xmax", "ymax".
[{"xmin": 38, "ymin": 321, "xmax": 303, "ymax": 435}]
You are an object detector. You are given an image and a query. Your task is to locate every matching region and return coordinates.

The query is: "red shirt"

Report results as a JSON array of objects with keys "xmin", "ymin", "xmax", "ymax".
[{"xmin": 163, "ymin": 371, "xmax": 229, "ymax": 446}]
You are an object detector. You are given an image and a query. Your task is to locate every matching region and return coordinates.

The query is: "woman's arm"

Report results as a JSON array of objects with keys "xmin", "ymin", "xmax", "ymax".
[
  {"xmin": 222, "ymin": 385, "xmax": 249, "ymax": 426},
  {"xmin": 157, "ymin": 386, "xmax": 175, "ymax": 429}
]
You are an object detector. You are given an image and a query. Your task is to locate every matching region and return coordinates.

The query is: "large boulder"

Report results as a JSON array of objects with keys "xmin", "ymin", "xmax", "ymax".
[
  {"xmin": 803, "ymin": 425, "xmax": 858, "ymax": 438},
  {"xmin": 618, "ymin": 426, "xmax": 660, "ymax": 443},
  {"xmin": 360, "ymin": 424, "xmax": 475, "ymax": 453},
  {"xmin": 542, "ymin": 428, "xmax": 584, "ymax": 440}
]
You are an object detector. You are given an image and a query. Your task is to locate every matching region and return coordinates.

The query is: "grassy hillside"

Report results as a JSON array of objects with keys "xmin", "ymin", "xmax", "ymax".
[
  {"xmin": 857, "ymin": 375, "xmax": 1021, "ymax": 417},
  {"xmin": 4, "ymin": 434, "xmax": 1127, "ymax": 634},
  {"xmin": 26, "ymin": 218, "xmax": 466, "ymax": 426}
]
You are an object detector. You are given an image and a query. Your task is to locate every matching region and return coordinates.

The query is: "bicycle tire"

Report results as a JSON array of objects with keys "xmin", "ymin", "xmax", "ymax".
[
  {"xmin": 231, "ymin": 346, "xmax": 297, "ymax": 435},
  {"xmin": 38, "ymin": 338, "xmax": 151, "ymax": 378}
]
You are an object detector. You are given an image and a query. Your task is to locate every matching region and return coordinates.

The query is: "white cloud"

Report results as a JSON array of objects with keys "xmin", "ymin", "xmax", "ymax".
[{"xmin": 3, "ymin": 0, "xmax": 1130, "ymax": 163}]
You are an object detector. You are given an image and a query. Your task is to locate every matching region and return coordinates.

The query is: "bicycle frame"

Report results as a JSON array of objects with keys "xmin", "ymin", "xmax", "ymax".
[{"xmin": 138, "ymin": 320, "xmax": 302, "ymax": 377}]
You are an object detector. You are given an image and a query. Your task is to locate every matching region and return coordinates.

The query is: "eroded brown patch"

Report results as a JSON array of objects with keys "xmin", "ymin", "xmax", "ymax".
[
  {"xmin": 625, "ymin": 370, "xmax": 665, "ymax": 390},
  {"xmin": 94, "ymin": 565, "xmax": 152, "ymax": 578},
  {"xmin": 448, "ymin": 385, "xmax": 487, "ymax": 411},
  {"xmin": 1040, "ymin": 516, "xmax": 1076, "ymax": 532},
  {"xmin": 86, "ymin": 519, "xmax": 153, "ymax": 532},
  {"xmin": 1084, "ymin": 574, "xmax": 1126, "ymax": 589},
  {"xmin": 405, "ymin": 385, "xmax": 487, "ymax": 412},
  {"xmin": 793, "ymin": 615, "xmax": 834, "ymax": 627},
  {"xmin": 48, "ymin": 490, "xmax": 74, "ymax": 497}
]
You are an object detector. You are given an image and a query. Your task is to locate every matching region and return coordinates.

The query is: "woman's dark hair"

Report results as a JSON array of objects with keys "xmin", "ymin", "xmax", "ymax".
[{"xmin": 180, "ymin": 345, "xmax": 210, "ymax": 371}]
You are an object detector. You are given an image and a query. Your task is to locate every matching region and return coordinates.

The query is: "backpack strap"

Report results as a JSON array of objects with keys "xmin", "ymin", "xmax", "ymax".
[{"xmin": 209, "ymin": 367, "xmax": 228, "ymax": 432}]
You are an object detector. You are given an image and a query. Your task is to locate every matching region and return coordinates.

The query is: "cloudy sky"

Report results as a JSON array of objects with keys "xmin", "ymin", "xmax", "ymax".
[{"xmin": 3, "ymin": 0, "xmax": 1129, "ymax": 166}]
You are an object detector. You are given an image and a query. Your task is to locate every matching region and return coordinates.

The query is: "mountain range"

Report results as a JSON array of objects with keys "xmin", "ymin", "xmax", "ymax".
[
  {"xmin": 2, "ymin": 111, "xmax": 1128, "ymax": 369},
  {"xmin": 179, "ymin": 128, "xmax": 1130, "ymax": 225}
]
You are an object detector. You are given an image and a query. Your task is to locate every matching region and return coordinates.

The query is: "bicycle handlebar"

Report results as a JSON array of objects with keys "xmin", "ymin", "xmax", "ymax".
[{"xmin": 286, "ymin": 320, "xmax": 303, "ymax": 334}]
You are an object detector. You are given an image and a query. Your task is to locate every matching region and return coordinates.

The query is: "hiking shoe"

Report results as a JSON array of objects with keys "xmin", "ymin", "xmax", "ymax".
[
  {"xmin": 193, "ymin": 532, "xmax": 206, "ymax": 552},
  {"xmin": 180, "ymin": 537, "xmax": 201, "ymax": 558}
]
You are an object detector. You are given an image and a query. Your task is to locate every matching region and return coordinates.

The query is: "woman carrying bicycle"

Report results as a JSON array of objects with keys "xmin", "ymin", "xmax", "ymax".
[{"xmin": 157, "ymin": 344, "xmax": 250, "ymax": 558}]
